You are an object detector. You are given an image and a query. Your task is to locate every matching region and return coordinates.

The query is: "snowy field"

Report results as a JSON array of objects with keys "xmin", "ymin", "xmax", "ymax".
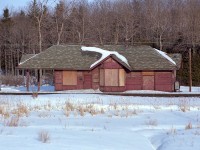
[
  {"xmin": 1, "ymin": 85, "xmax": 200, "ymax": 93},
  {"xmin": 0, "ymin": 91, "xmax": 200, "ymax": 150}
]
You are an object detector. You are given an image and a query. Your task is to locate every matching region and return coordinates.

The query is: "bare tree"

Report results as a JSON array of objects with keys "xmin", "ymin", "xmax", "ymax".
[
  {"xmin": 184, "ymin": 0, "xmax": 200, "ymax": 55},
  {"xmin": 54, "ymin": 0, "xmax": 75, "ymax": 45}
]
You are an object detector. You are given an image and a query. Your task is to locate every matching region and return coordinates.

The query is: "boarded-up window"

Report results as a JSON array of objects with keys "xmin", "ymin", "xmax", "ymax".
[
  {"xmin": 103, "ymin": 69, "xmax": 125, "ymax": 87},
  {"xmin": 119, "ymin": 69, "xmax": 125, "ymax": 86},
  {"xmin": 100, "ymin": 69, "xmax": 104, "ymax": 86},
  {"xmin": 105, "ymin": 69, "xmax": 118, "ymax": 86},
  {"xmin": 111, "ymin": 69, "xmax": 118, "ymax": 86},
  {"xmin": 63, "ymin": 71, "xmax": 77, "ymax": 85}
]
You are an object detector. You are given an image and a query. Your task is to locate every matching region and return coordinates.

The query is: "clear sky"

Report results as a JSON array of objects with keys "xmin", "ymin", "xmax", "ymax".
[
  {"xmin": 0, "ymin": 0, "xmax": 58, "ymax": 16},
  {"xmin": 0, "ymin": 0, "xmax": 30, "ymax": 13}
]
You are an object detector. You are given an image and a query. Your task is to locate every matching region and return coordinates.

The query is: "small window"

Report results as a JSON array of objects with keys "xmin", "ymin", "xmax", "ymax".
[{"xmin": 63, "ymin": 71, "xmax": 77, "ymax": 85}]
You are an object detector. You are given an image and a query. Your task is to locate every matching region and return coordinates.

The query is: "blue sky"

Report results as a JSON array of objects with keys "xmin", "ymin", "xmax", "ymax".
[
  {"xmin": 0, "ymin": 0, "xmax": 30, "ymax": 13},
  {"xmin": 0, "ymin": 0, "xmax": 58, "ymax": 16}
]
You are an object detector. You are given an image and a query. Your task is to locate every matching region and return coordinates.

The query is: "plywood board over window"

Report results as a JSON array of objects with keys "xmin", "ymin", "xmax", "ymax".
[
  {"xmin": 111, "ymin": 69, "xmax": 118, "ymax": 86},
  {"xmin": 105, "ymin": 69, "xmax": 112, "ymax": 86},
  {"xmin": 105, "ymin": 69, "xmax": 118, "ymax": 86},
  {"xmin": 63, "ymin": 71, "xmax": 77, "ymax": 85},
  {"xmin": 119, "ymin": 69, "xmax": 125, "ymax": 86},
  {"xmin": 100, "ymin": 69, "xmax": 104, "ymax": 86}
]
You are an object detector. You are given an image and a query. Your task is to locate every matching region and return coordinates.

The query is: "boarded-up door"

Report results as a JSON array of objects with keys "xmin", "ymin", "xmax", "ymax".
[
  {"xmin": 83, "ymin": 75, "xmax": 92, "ymax": 89},
  {"xmin": 143, "ymin": 76, "xmax": 154, "ymax": 90}
]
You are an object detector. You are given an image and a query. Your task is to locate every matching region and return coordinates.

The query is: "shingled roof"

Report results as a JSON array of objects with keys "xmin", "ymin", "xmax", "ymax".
[
  {"xmin": 18, "ymin": 45, "xmax": 182, "ymax": 71},
  {"xmin": 20, "ymin": 54, "xmax": 35, "ymax": 64}
]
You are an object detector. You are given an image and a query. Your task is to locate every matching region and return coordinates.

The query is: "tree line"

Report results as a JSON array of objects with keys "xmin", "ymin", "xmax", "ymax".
[{"xmin": 0, "ymin": 0, "xmax": 200, "ymax": 85}]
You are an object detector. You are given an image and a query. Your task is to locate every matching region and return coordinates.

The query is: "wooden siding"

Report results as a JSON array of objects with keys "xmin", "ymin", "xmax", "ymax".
[
  {"xmin": 100, "ymin": 58, "xmax": 123, "ymax": 69},
  {"xmin": 54, "ymin": 56, "xmax": 175, "ymax": 92},
  {"xmin": 126, "ymin": 72, "xmax": 142, "ymax": 90},
  {"xmin": 55, "ymin": 71, "xmax": 63, "ymax": 91},
  {"xmin": 142, "ymin": 72, "xmax": 154, "ymax": 76},
  {"xmin": 83, "ymin": 74, "xmax": 92, "ymax": 89},
  {"xmin": 100, "ymin": 86, "xmax": 126, "ymax": 92},
  {"xmin": 77, "ymin": 71, "xmax": 84, "ymax": 89},
  {"xmin": 92, "ymin": 68, "xmax": 100, "ymax": 89},
  {"xmin": 155, "ymin": 72, "xmax": 173, "ymax": 92},
  {"xmin": 55, "ymin": 70, "xmax": 100, "ymax": 90}
]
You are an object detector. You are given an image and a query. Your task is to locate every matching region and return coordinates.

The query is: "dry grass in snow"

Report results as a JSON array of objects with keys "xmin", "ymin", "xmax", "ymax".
[
  {"xmin": 38, "ymin": 130, "xmax": 50, "ymax": 143},
  {"xmin": 0, "ymin": 94, "xmax": 200, "ymax": 150}
]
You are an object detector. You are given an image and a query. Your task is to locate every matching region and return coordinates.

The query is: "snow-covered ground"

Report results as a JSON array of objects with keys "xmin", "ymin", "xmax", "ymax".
[
  {"xmin": 1, "ymin": 85, "xmax": 200, "ymax": 93},
  {"xmin": 0, "ymin": 84, "xmax": 55, "ymax": 92},
  {"xmin": 0, "ymin": 93, "xmax": 200, "ymax": 150}
]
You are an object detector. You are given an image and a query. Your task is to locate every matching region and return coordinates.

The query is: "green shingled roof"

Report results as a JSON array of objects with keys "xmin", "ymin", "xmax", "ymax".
[
  {"xmin": 18, "ymin": 45, "xmax": 182, "ymax": 71},
  {"xmin": 20, "ymin": 54, "xmax": 35, "ymax": 63}
]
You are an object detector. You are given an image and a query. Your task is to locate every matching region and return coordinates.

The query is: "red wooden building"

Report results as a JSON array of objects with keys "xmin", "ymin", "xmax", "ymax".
[{"xmin": 18, "ymin": 45, "xmax": 182, "ymax": 92}]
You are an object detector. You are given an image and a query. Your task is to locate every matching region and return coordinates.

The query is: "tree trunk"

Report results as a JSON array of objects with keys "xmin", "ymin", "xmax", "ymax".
[
  {"xmin": 5, "ymin": 49, "xmax": 8, "ymax": 75},
  {"xmin": 159, "ymin": 34, "xmax": 163, "ymax": 50},
  {"xmin": 38, "ymin": 20, "xmax": 42, "ymax": 53},
  {"xmin": 189, "ymin": 48, "xmax": 192, "ymax": 92},
  {"xmin": 26, "ymin": 70, "xmax": 30, "ymax": 92},
  {"xmin": 57, "ymin": 22, "xmax": 64, "ymax": 45},
  {"xmin": 0, "ymin": 49, "xmax": 1, "ymax": 73},
  {"xmin": 114, "ymin": 23, "xmax": 119, "ymax": 45},
  {"xmin": 81, "ymin": 16, "xmax": 85, "ymax": 44}
]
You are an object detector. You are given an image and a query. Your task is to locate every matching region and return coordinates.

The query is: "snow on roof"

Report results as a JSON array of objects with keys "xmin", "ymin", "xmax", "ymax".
[
  {"xmin": 155, "ymin": 49, "xmax": 176, "ymax": 65},
  {"xmin": 19, "ymin": 54, "xmax": 38, "ymax": 65},
  {"xmin": 81, "ymin": 46, "xmax": 130, "ymax": 68}
]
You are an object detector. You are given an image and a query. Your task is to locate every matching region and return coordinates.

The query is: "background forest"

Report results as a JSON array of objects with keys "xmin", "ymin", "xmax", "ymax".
[{"xmin": 0, "ymin": 0, "xmax": 200, "ymax": 86}]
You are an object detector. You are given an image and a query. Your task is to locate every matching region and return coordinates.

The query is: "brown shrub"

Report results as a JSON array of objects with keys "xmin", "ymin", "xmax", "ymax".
[
  {"xmin": 12, "ymin": 103, "xmax": 29, "ymax": 117},
  {"xmin": 145, "ymin": 119, "xmax": 158, "ymax": 126},
  {"xmin": 5, "ymin": 116, "xmax": 20, "ymax": 127},
  {"xmin": 1, "ymin": 75, "xmax": 24, "ymax": 86},
  {"xmin": 185, "ymin": 122, "xmax": 192, "ymax": 130},
  {"xmin": 38, "ymin": 130, "xmax": 50, "ymax": 143}
]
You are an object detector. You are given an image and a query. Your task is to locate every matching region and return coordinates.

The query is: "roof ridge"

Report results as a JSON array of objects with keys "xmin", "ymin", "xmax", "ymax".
[
  {"xmin": 154, "ymin": 48, "xmax": 176, "ymax": 66},
  {"xmin": 19, "ymin": 54, "xmax": 38, "ymax": 65}
]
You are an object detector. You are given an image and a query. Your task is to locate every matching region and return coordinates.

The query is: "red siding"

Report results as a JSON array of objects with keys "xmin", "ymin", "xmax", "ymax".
[
  {"xmin": 54, "ymin": 57, "xmax": 175, "ymax": 92},
  {"xmin": 54, "ymin": 70, "xmax": 101, "ymax": 90},
  {"xmin": 83, "ymin": 75, "xmax": 92, "ymax": 89},
  {"xmin": 100, "ymin": 86, "xmax": 126, "ymax": 92},
  {"xmin": 77, "ymin": 72, "xmax": 84, "ymax": 89},
  {"xmin": 92, "ymin": 68, "xmax": 100, "ymax": 89},
  {"xmin": 155, "ymin": 72, "xmax": 174, "ymax": 92},
  {"xmin": 100, "ymin": 58, "xmax": 123, "ymax": 69},
  {"xmin": 126, "ymin": 72, "xmax": 142, "ymax": 90},
  {"xmin": 54, "ymin": 71, "xmax": 63, "ymax": 91}
]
